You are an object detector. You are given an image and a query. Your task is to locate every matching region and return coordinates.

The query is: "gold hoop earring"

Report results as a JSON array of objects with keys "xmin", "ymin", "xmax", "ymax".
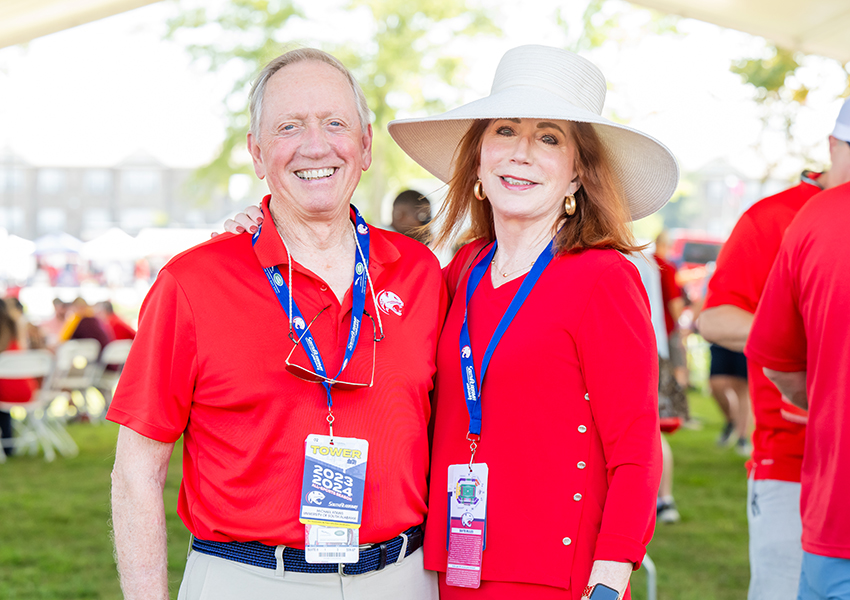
[
  {"xmin": 565, "ymin": 194, "xmax": 576, "ymax": 216},
  {"xmin": 473, "ymin": 179, "xmax": 487, "ymax": 201}
]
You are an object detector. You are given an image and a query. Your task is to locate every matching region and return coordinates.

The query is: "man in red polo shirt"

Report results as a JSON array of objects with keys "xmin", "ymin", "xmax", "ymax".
[
  {"xmin": 746, "ymin": 99, "xmax": 850, "ymax": 600},
  {"xmin": 94, "ymin": 301, "xmax": 136, "ymax": 341},
  {"xmin": 108, "ymin": 48, "xmax": 446, "ymax": 600},
  {"xmin": 698, "ymin": 100, "xmax": 849, "ymax": 600}
]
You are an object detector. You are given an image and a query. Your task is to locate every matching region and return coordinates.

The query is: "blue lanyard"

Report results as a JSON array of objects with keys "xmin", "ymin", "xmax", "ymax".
[
  {"xmin": 459, "ymin": 239, "xmax": 556, "ymax": 436},
  {"xmin": 252, "ymin": 205, "xmax": 371, "ymax": 408}
]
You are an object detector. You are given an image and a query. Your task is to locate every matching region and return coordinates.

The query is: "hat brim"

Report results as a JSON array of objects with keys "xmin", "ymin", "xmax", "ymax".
[{"xmin": 388, "ymin": 86, "xmax": 679, "ymax": 221}]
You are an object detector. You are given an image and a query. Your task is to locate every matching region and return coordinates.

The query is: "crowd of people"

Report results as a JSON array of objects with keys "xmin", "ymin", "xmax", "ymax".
[
  {"xmin": 4, "ymin": 41, "xmax": 848, "ymax": 600},
  {"xmin": 0, "ymin": 295, "xmax": 135, "ymax": 455}
]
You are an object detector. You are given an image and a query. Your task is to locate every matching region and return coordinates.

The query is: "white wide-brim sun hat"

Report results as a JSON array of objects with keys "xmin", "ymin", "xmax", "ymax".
[{"xmin": 388, "ymin": 45, "xmax": 679, "ymax": 221}]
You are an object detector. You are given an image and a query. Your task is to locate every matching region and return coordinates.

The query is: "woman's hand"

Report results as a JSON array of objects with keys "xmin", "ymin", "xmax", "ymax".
[
  {"xmin": 582, "ymin": 560, "xmax": 633, "ymax": 599},
  {"xmin": 212, "ymin": 205, "xmax": 265, "ymax": 238}
]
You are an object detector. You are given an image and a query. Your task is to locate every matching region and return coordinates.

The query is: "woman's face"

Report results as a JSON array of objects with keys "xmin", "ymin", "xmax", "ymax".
[{"xmin": 477, "ymin": 118, "xmax": 580, "ymax": 227}]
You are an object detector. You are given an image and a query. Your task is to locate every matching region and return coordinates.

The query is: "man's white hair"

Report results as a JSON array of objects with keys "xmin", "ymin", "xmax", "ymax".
[{"xmin": 249, "ymin": 48, "xmax": 371, "ymax": 139}]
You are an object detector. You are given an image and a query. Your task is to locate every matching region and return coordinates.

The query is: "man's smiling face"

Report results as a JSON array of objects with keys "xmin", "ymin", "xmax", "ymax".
[{"xmin": 248, "ymin": 59, "xmax": 372, "ymax": 218}]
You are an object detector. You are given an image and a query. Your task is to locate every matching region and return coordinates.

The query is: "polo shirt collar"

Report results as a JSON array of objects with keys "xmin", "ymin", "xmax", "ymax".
[{"xmin": 252, "ymin": 195, "xmax": 401, "ymax": 275}]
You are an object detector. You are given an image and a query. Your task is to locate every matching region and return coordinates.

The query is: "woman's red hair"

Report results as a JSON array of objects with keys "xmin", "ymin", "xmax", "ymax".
[{"xmin": 431, "ymin": 120, "xmax": 642, "ymax": 255}]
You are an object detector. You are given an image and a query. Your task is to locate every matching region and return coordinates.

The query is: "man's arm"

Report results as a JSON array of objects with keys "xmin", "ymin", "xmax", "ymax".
[
  {"xmin": 111, "ymin": 425, "xmax": 175, "ymax": 600},
  {"xmin": 764, "ymin": 368, "xmax": 808, "ymax": 409},
  {"xmin": 696, "ymin": 305, "xmax": 754, "ymax": 352}
]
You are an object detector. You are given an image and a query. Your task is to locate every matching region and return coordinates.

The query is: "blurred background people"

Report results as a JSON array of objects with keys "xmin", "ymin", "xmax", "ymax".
[
  {"xmin": 4, "ymin": 297, "xmax": 46, "ymax": 350},
  {"xmin": 94, "ymin": 301, "xmax": 136, "ymax": 341},
  {"xmin": 627, "ymin": 249, "xmax": 683, "ymax": 524},
  {"xmin": 388, "ymin": 188, "xmax": 432, "ymax": 243},
  {"xmin": 41, "ymin": 299, "xmax": 69, "ymax": 349},
  {"xmin": 0, "ymin": 300, "xmax": 39, "ymax": 456},
  {"xmin": 708, "ymin": 343, "xmax": 751, "ymax": 453},
  {"xmin": 698, "ymin": 98, "xmax": 850, "ymax": 600},
  {"xmin": 60, "ymin": 297, "xmax": 113, "ymax": 353},
  {"xmin": 746, "ymin": 100, "xmax": 850, "ymax": 600},
  {"xmin": 654, "ymin": 230, "xmax": 690, "ymax": 391}
]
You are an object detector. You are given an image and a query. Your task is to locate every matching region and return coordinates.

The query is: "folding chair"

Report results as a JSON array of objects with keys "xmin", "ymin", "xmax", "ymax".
[
  {"xmin": 0, "ymin": 349, "xmax": 78, "ymax": 462},
  {"xmin": 44, "ymin": 339, "xmax": 103, "ymax": 420},
  {"xmin": 93, "ymin": 339, "xmax": 133, "ymax": 409}
]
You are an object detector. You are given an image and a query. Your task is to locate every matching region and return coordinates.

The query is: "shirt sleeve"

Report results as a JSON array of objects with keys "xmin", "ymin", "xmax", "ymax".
[
  {"xmin": 577, "ymin": 259, "xmax": 663, "ymax": 566},
  {"xmin": 704, "ymin": 210, "xmax": 771, "ymax": 313},
  {"xmin": 106, "ymin": 269, "xmax": 199, "ymax": 442},
  {"xmin": 745, "ymin": 240, "xmax": 807, "ymax": 372}
]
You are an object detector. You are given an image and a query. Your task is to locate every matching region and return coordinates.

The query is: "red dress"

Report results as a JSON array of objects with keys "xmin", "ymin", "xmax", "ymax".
[{"xmin": 427, "ymin": 240, "xmax": 662, "ymax": 599}]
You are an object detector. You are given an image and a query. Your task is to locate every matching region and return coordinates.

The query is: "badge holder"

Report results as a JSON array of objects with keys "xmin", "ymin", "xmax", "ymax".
[
  {"xmin": 446, "ymin": 434, "xmax": 488, "ymax": 588},
  {"xmin": 300, "ymin": 426, "xmax": 369, "ymax": 564}
]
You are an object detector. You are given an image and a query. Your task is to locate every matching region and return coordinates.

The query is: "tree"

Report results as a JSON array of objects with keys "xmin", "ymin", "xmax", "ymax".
[
  {"xmin": 730, "ymin": 45, "xmax": 850, "ymax": 183},
  {"xmin": 167, "ymin": 0, "xmax": 499, "ymax": 220}
]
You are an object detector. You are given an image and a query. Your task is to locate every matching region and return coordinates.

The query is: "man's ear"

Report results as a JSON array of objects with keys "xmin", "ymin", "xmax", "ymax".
[{"xmin": 247, "ymin": 132, "xmax": 266, "ymax": 180}]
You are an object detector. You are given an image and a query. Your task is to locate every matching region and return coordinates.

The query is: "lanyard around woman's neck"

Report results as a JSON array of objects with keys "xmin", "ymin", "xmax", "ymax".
[
  {"xmin": 252, "ymin": 205, "xmax": 372, "ymax": 410},
  {"xmin": 459, "ymin": 237, "xmax": 556, "ymax": 458}
]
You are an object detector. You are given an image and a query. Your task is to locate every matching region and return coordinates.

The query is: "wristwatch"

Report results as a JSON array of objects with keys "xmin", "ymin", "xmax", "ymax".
[{"xmin": 582, "ymin": 583, "xmax": 620, "ymax": 599}]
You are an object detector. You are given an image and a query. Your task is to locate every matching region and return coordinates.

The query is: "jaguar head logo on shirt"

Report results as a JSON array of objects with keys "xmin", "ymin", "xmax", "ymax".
[{"xmin": 377, "ymin": 290, "xmax": 404, "ymax": 316}]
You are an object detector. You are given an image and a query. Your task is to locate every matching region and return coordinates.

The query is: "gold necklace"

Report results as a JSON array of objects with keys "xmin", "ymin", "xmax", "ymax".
[{"xmin": 491, "ymin": 257, "xmax": 535, "ymax": 278}]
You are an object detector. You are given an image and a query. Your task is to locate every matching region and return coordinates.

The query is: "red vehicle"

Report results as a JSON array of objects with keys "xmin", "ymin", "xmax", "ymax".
[{"xmin": 666, "ymin": 230, "xmax": 725, "ymax": 304}]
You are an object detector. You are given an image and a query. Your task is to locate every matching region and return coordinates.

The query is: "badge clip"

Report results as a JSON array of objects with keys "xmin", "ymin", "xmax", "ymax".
[{"xmin": 466, "ymin": 432, "xmax": 480, "ymax": 471}]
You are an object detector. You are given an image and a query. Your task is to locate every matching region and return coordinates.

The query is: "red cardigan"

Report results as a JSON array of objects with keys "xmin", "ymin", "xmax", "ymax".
[{"xmin": 426, "ymin": 240, "xmax": 662, "ymax": 599}]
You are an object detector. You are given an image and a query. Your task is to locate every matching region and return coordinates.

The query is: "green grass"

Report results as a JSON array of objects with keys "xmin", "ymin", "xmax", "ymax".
[
  {"xmin": 0, "ymin": 423, "xmax": 187, "ymax": 599},
  {"xmin": 630, "ymin": 390, "xmax": 751, "ymax": 600},
  {"xmin": 0, "ymin": 391, "xmax": 750, "ymax": 599}
]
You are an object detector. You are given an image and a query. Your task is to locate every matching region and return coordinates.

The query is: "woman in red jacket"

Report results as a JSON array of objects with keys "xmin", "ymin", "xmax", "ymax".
[
  {"xmin": 386, "ymin": 45, "xmax": 676, "ymax": 600},
  {"xmin": 226, "ymin": 45, "xmax": 677, "ymax": 600}
]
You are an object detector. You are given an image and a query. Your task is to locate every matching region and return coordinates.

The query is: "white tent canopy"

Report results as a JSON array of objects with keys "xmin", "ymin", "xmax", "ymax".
[
  {"xmin": 80, "ymin": 227, "xmax": 145, "ymax": 261},
  {"xmin": 134, "ymin": 228, "xmax": 217, "ymax": 258},
  {"xmin": 629, "ymin": 0, "xmax": 850, "ymax": 63},
  {"xmin": 0, "ymin": 228, "xmax": 37, "ymax": 281},
  {"xmin": 32, "ymin": 232, "xmax": 84, "ymax": 256},
  {"xmin": 0, "ymin": 0, "xmax": 163, "ymax": 49}
]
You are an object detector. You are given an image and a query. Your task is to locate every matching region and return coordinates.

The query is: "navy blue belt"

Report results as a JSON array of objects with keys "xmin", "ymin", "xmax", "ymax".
[{"xmin": 191, "ymin": 525, "xmax": 423, "ymax": 576}]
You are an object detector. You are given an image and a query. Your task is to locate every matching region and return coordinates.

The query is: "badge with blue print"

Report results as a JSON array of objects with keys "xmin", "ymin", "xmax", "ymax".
[
  {"xmin": 446, "ymin": 463, "xmax": 489, "ymax": 588},
  {"xmin": 300, "ymin": 434, "xmax": 369, "ymax": 563}
]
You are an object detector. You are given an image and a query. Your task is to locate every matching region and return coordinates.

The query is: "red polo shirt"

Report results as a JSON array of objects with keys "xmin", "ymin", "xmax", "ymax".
[
  {"xmin": 747, "ymin": 181, "xmax": 850, "ymax": 560},
  {"xmin": 107, "ymin": 196, "xmax": 448, "ymax": 547},
  {"xmin": 704, "ymin": 176, "xmax": 820, "ymax": 482}
]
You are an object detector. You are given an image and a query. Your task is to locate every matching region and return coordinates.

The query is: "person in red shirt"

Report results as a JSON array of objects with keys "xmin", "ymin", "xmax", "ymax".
[
  {"xmin": 94, "ymin": 301, "xmax": 136, "ymax": 341},
  {"xmin": 652, "ymin": 231, "xmax": 687, "ymax": 524},
  {"xmin": 747, "ymin": 106, "xmax": 850, "ymax": 599},
  {"xmin": 108, "ymin": 49, "xmax": 447, "ymax": 600},
  {"xmin": 389, "ymin": 44, "xmax": 675, "ymax": 600},
  {"xmin": 698, "ymin": 100, "xmax": 850, "ymax": 600}
]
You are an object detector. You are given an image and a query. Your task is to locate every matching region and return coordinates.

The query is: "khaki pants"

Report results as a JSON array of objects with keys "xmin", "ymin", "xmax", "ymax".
[{"xmin": 177, "ymin": 546, "xmax": 437, "ymax": 600}]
